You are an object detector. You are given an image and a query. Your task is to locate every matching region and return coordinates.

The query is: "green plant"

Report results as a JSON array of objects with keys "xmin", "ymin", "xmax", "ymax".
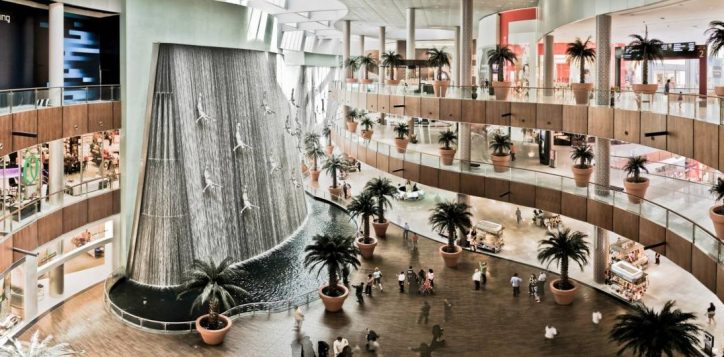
[
  {"xmin": 710, "ymin": 177, "xmax": 724, "ymax": 206},
  {"xmin": 364, "ymin": 177, "xmax": 397, "ymax": 224},
  {"xmin": 305, "ymin": 140, "xmax": 326, "ymax": 171},
  {"xmin": 380, "ymin": 50, "xmax": 404, "ymax": 80},
  {"xmin": 438, "ymin": 130, "xmax": 458, "ymax": 150},
  {"xmin": 303, "ymin": 132, "xmax": 321, "ymax": 149},
  {"xmin": 426, "ymin": 48, "xmax": 451, "ymax": 81},
  {"xmin": 322, "ymin": 126, "xmax": 331, "ymax": 140},
  {"xmin": 570, "ymin": 144, "xmax": 594, "ymax": 169},
  {"xmin": 304, "ymin": 234, "xmax": 361, "ymax": 296},
  {"xmin": 393, "ymin": 122, "xmax": 409, "ymax": 139},
  {"xmin": 323, "ymin": 154, "xmax": 349, "ymax": 189},
  {"xmin": 489, "ymin": 133, "xmax": 512, "ymax": 156},
  {"xmin": 429, "ymin": 201, "xmax": 472, "ymax": 252},
  {"xmin": 359, "ymin": 115, "xmax": 375, "ymax": 131},
  {"xmin": 537, "ymin": 228, "xmax": 590, "ymax": 290},
  {"xmin": 627, "ymin": 27, "xmax": 664, "ymax": 85},
  {"xmin": 706, "ymin": 21, "xmax": 724, "ymax": 57},
  {"xmin": 565, "ymin": 37, "xmax": 596, "ymax": 84},
  {"xmin": 609, "ymin": 300, "xmax": 701, "ymax": 357},
  {"xmin": 357, "ymin": 53, "xmax": 377, "ymax": 80},
  {"xmin": 0, "ymin": 331, "xmax": 81, "ymax": 356},
  {"xmin": 486, "ymin": 45, "xmax": 518, "ymax": 82},
  {"xmin": 177, "ymin": 257, "xmax": 247, "ymax": 330},
  {"xmin": 623, "ymin": 156, "xmax": 649, "ymax": 183},
  {"xmin": 347, "ymin": 109, "xmax": 362, "ymax": 122},
  {"xmin": 347, "ymin": 191, "xmax": 377, "ymax": 244},
  {"xmin": 343, "ymin": 56, "xmax": 361, "ymax": 74}
]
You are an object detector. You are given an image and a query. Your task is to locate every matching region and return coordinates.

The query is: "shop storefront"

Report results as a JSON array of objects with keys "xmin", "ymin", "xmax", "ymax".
[{"xmin": 606, "ymin": 238, "xmax": 649, "ymax": 302}]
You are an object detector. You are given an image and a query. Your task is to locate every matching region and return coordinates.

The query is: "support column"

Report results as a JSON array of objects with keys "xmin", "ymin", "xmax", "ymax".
[
  {"xmin": 406, "ymin": 7, "xmax": 416, "ymax": 81},
  {"xmin": 359, "ymin": 35, "xmax": 365, "ymax": 56},
  {"xmin": 343, "ymin": 20, "xmax": 351, "ymax": 80},
  {"xmin": 460, "ymin": 0, "xmax": 473, "ymax": 87},
  {"xmin": 543, "ymin": 34, "xmax": 554, "ymax": 96},
  {"xmin": 595, "ymin": 15, "xmax": 611, "ymax": 106},
  {"xmin": 112, "ymin": 215, "xmax": 124, "ymax": 270},
  {"xmin": 48, "ymin": 246, "xmax": 64, "ymax": 297},
  {"xmin": 378, "ymin": 26, "xmax": 386, "ymax": 81},
  {"xmin": 453, "ymin": 26, "xmax": 461, "ymax": 86},
  {"xmin": 23, "ymin": 255, "xmax": 38, "ymax": 320},
  {"xmin": 49, "ymin": 2, "xmax": 64, "ymax": 105}
]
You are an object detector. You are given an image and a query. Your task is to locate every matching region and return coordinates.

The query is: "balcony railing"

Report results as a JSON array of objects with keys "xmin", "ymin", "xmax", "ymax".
[{"xmin": 0, "ymin": 85, "xmax": 121, "ymax": 115}]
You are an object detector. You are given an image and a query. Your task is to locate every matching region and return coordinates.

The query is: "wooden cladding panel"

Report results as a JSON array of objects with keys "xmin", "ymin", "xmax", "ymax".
[
  {"xmin": 113, "ymin": 189, "xmax": 121, "ymax": 214},
  {"xmin": 63, "ymin": 200, "xmax": 88, "ymax": 233},
  {"xmin": 587, "ymin": 199, "xmax": 613, "ymax": 231},
  {"xmin": 0, "ymin": 238, "xmax": 12, "ymax": 273},
  {"xmin": 640, "ymin": 112, "xmax": 667, "ymax": 150},
  {"xmin": 403, "ymin": 161, "xmax": 420, "ymax": 182},
  {"xmin": 510, "ymin": 182, "xmax": 536, "ymax": 208},
  {"xmin": 691, "ymin": 247, "xmax": 717, "ymax": 292},
  {"xmin": 535, "ymin": 187, "xmax": 561, "ymax": 214},
  {"xmin": 485, "ymin": 101, "xmax": 511, "ymax": 126},
  {"xmin": 419, "ymin": 165, "xmax": 439, "ymax": 187},
  {"xmin": 37, "ymin": 107, "xmax": 63, "ymax": 143},
  {"xmin": 694, "ymin": 121, "xmax": 719, "ymax": 169},
  {"xmin": 62, "ymin": 104, "xmax": 88, "ymax": 138},
  {"xmin": 350, "ymin": 91, "xmax": 359, "ymax": 108},
  {"xmin": 666, "ymin": 230, "xmax": 692, "ymax": 271},
  {"xmin": 12, "ymin": 110, "xmax": 38, "ymax": 150},
  {"xmin": 613, "ymin": 109, "xmax": 641, "ymax": 144},
  {"xmin": 535, "ymin": 104, "xmax": 563, "ymax": 131},
  {"xmin": 560, "ymin": 193, "xmax": 587, "ymax": 222},
  {"xmin": 88, "ymin": 192, "xmax": 115, "ymax": 223},
  {"xmin": 639, "ymin": 218, "xmax": 666, "ymax": 254},
  {"xmin": 460, "ymin": 173, "xmax": 485, "ymax": 197},
  {"xmin": 376, "ymin": 152, "xmax": 389, "ymax": 172},
  {"xmin": 378, "ymin": 95, "xmax": 391, "ymax": 113},
  {"xmin": 666, "ymin": 115, "xmax": 694, "ymax": 159},
  {"xmin": 112, "ymin": 101, "xmax": 122, "ymax": 129},
  {"xmin": 439, "ymin": 98, "xmax": 461, "ymax": 122},
  {"xmin": 562, "ymin": 105, "xmax": 588, "ymax": 134},
  {"xmin": 357, "ymin": 92, "xmax": 367, "ymax": 109},
  {"xmin": 389, "ymin": 157, "xmax": 404, "ymax": 178},
  {"xmin": 37, "ymin": 209, "xmax": 64, "ymax": 247},
  {"xmin": 588, "ymin": 106, "xmax": 614, "ymax": 138},
  {"xmin": 612, "ymin": 207, "xmax": 640, "ymax": 242},
  {"xmin": 366, "ymin": 93, "xmax": 378, "ymax": 112},
  {"xmin": 88, "ymin": 102, "xmax": 113, "ymax": 133},
  {"xmin": 13, "ymin": 222, "xmax": 38, "ymax": 262},
  {"xmin": 510, "ymin": 103, "xmax": 536, "ymax": 128},
  {"xmin": 0, "ymin": 115, "xmax": 12, "ymax": 156},
  {"xmin": 438, "ymin": 170, "xmax": 460, "ymax": 193},
  {"xmin": 420, "ymin": 97, "xmax": 440, "ymax": 120},
  {"xmin": 404, "ymin": 96, "xmax": 421, "ymax": 117},
  {"xmin": 720, "ymin": 126, "xmax": 724, "ymax": 171},
  {"xmin": 718, "ymin": 265, "xmax": 724, "ymax": 302},
  {"xmin": 461, "ymin": 99, "xmax": 485, "ymax": 124},
  {"xmin": 484, "ymin": 178, "xmax": 510, "ymax": 202},
  {"xmin": 390, "ymin": 95, "xmax": 405, "ymax": 116},
  {"xmin": 365, "ymin": 147, "xmax": 377, "ymax": 167}
]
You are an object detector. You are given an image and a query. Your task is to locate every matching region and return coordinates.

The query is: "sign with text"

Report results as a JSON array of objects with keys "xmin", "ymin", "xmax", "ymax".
[
  {"xmin": 0, "ymin": 12, "xmax": 11, "ymax": 24},
  {"xmin": 622, "ymin": 42, "xmax": 701, "ymax": 60}
]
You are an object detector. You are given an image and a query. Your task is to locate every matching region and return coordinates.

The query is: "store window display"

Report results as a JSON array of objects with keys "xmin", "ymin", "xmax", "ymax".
[{"xmin": 606, "ymin": 237, "xmax": 649, "ymax": 302}]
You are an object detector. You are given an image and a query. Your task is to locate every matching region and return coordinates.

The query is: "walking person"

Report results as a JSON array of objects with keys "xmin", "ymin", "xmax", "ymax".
[
  {"xmin": 473, "ymin": 269, "xmax": 482, "ymax": 290},
  {"xmin": 418, "ymin": 269, "xmax": 426, "ymax": 288},
  {"xmin": 357, "ymin": 161, "xmax": 361, "ymax": 172},
  {"xmin": 537, "ymin": 271, "xmax": 547, "ymax": 297},
  {"xmin": 510, "ymin": 142, "xmax": 517, "ymax": 161},
  {"xmin": 510, "ymin": 273, "xmax": 522, "ymax": 297},
  {"xmin": 544, "ymin": 325, "xmax": 558, "ymax": 340},
  {"xmin": 479, "ymin": 261, "xmax": 488, "ymax": 286},
  {"xmin": 528, "ymin": 274, "xmax": 537, "ymax": 296},
  {"xmin": 707, "ymin": 302, "xmax": 716, "ymax": 324},
  {"xmin": 655, "ymin": 252, "xmax": 660, "ymax": 265},
  {"xmin": 443, "ymin": 299, "xmax": 452, "ymax": 322},
  {"xmin": 411, "ymin": 232, "xmax": 419, "ymax": 250},
  {"xmin": 515, "ymin": 207, "xmax": 522, "ymax": 225},
  {"xmin": 427, "ymin": 269, "xmax": 435, "ymax": 288},
  {"xmin": 293, "ymin": 305, "xmax": 305, "ymax": 331},
  {"xmin": 352, "ymin": 282, "xmax": 365, "ymax": 304},
  {"xmin": 365, "ymin": 274, "xmax": 374, "ymax": 296},
  {"xmin": 403, "ymin": 222, "xmax": 410, "ymax": 241},
  {"xmin": 342, "ymin": 181, "xmax": 348, "ymax": 199},
  {"xmin": 333, "ymin": 336, "xmax": 350, "ymax": 357},
  {"xmin": 664, "ymin": 79, "xmax": 671, "ymax": 95},
  {"xmin": 418, "ymin": 301, "xmax": 431, "ymax": 324},
  {"xmin": 592, "ymin": 311, "xmax": 602, "ymax": 325},
  {"xmin": 398, "ymin": 271, "xmax": 406, "ymax": 293},
  {"xmin": 373, "ymin": 267, "xmax": 383, "ymax": 292}
]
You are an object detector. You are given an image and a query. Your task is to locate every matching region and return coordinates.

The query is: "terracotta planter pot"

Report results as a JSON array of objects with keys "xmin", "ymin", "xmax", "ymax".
[
  {"xmin": 715, "ymin": 86, "xmax": 724, "ymax": 97},
  {"xmin": 359, "ymin": 79, "xmax": 373, "ymax": 84},
  {"xmin": 571, "ymin": 83, "xmax": 593, "ymax": 105},
  {"xmin": 346, "ymin": 78, "xmax": 358, "ymax": 83},
  {"xmin": 301, "ymin": 161, "xmax": 309, "ymax": 174},
  {"xmin": 196, "ymin": 314, "xmax": 232, "ymax": 345},
  {"xmin": 631, "ymin": 83, "xmax": 658, "ymax": 95},
  {"xmin": 357, "ymin": 237, "xmax": 378, "ymax": 259},
  {"xmin": 328, "ymin": 186, "xmax": 343, "ymax": 199},
  {"xmin": 310, "ymin": 169, "xmax": 320, "ymax": 182},
  {"xmin": 394, "ymin": 138, "xmax": 409, "ymax": 153},
  {"xmin": 372, "ymin": 220, "xmax": 389, "ymax": 238},
  {"xmin": 319, "ymin": 285, "xmax": 349, "ymax": 312},
  {"xmin": 346, "ymin": 121, "xmax": 358, "ymax": 132},
  {"xmin": 433, "ymin": 80, "xmax": 450, "ymax": 97},
  {"xmin": 492, "ymin": 81, "xmax": 512, "ymax": 100},
  {"xmin": 325, "ymin": 145, "xmax": 334, "ymax": 156},
  {"xmin": 439, "ymin": 245, "xmax": 462, "ymax": 268},
  {"xmin": 571, "ymin": 166, "xmax": 593, "ymax": 188},
  {"xmin": 710, "ymin": 206, "xmax": 724, "ymax": 240},
  {"xmin": 439, "ymin": 148, "xmax": 456, "ymax": 166},
  {"xmin": 385, "ymin": 79, "xmax": 401, "ymax": 85},
  {"xmin": 491, "ymin": 154, "xmax": 510, "ymax": 172},
  {"xmin": 623, "ymin": 177, "xmax": 649, "ymax": 204},
  {"xmin": 550, "ymin": 279, "xmax": 578, "ymax": 305},
  {"xmin": 361, "ymin": 130, "xmax": 374, "ymax": 140}
]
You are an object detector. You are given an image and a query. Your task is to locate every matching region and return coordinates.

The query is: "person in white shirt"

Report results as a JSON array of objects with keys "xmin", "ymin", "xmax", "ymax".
[
  {"xmin": 427, "ymin": 269, "xmax": 435, "ymax": 288},
  {"xmin": 537, "ymin": 271, "xmax": 547, "ymax": 297},
  {"xmin": 544, "ymin": 325, "xmax": 558, "ymax": 340},
  {"xmin": 373, "ymin": 267, "xmax": 383, "ymax": 292},
  {"xmin": 293, "ymin": 306, "xmax": 304, "ymax": 331},
  {"xmin": 472, "ymin": 269, "xmax": 482, "ymax": 290},
  {"xmin": 403, "ymin": 222, "xmax": 410, "ymax": 240},
  {"xmin": 333, "ymin": 336, "xmax": 349, "ymax": 356},
  {"xmin": 398, "ymin": 271, "xmax": 406, "ymax": 293},
  {"xmin": 592, "ymin": 311, "xmax": 602, "ymax": 325},
  {"xmin": 510, "ymin": 273, "xmax": 523, "ymax": 297}
]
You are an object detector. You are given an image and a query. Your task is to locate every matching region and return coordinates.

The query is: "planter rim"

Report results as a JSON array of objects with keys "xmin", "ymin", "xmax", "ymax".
[
  {"xmin": 549, "ymin": 278, "xmax": 577, "ymax": 292},
  {"xmin": 624, "ymin": 177, "xmax": 649, "ymax": 184},
  {"xmin": 195, "ymin": 314, "xmax": 232, "ymax": 333}
]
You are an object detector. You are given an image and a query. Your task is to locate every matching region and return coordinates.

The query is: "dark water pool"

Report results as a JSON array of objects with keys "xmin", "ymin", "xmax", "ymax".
[{"xmin": 108, "ymin": 196, "xmax": 356, "ymax": 322}]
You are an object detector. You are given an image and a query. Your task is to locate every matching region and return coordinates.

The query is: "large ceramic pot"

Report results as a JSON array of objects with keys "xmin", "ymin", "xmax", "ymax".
[
  {"xmin": 439, "ymin": 245, "xmax": 462, "ymax": 268},
  {"xmin": 491, "ymin": 154, "xmax": 510, "ymax": 173},
  {"xmin": 492, "ymin": 81, "xmax": 512, "ymax": 100},
  {"xmin": 715, "ymin": 87, "xmax": 724, "ymax": 97},
  {"xmin": 310, "ymin": 169, "xmax": 320, "ymax": 182},
  {"xmin": 361, "ymin": 130, "xmax": 374, "ymax": 140},
  {"xmin": 319, "ymin": 285, "xmax": 349, "ymax": 312},
  {"xmin": 346, "ymin": 121, "xmax": 358, "ymax": 132},
  {"xmin": 346, "ymin": 78, "xmax": 358, "ymax": 84},
  {"xmin": 385, "ymin": 79, "xmax": 401, "ymax": 86},
  {"xmin": 196, "ymin": 314, "xmax": 232, "ymax": 345},
  {"xmin": 359, "ymin": 79, "xmax": 373, "ymax": 84},
  {"xmin": 571, "ymin": 166, "xmax": 593, "ymax": 188},
  {"xmin": 433, "ymin": 80, "xmax": 450, "ymax": 97},
  {"xmin": 571, "ymin": 83, "xmax": 593, "ymax": 105},
  {"xmin": 325, "ymin": 145, "xmax": 334, "ymax": 156},
  {"xmin": 550, "ymin": 279, "xmax": 578, "ymax": 305},
  {"xmin": 623, "ymin": 178, "xmax": 649, "ymax": 204},
  {"xmin": 631, "ymin": 84, "xmax": 658, "ymax": 95},
  {"xmin": 372, "ymin": 220, "xmax": 389, "ymax": 238},
  {"xmin": 394, "ymin": 138, "xmax": 409, "ymax": 153},
  {"xmin": 439, "ymin": 148, "xmax": 456, "ymax": 166},
  {"xmin": 357, "ymin": 237, "xmax": 378, "ymax": 259},
  {"xmin": 329, "ymin": 185, "xmax": 343, "ymax": 199},
  {"xmin": 710, "ymin": 206, "xmax": 724, "ymax": 240}
]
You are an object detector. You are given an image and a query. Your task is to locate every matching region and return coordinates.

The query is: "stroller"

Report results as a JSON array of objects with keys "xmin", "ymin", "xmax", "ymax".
[{"xmin": 419, "ymin": 279, "xmax": 434, "ymax": 296}]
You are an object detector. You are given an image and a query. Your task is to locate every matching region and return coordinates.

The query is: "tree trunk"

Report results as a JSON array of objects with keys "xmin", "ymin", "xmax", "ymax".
[
  {"xmin": 561, "ymin": 257, "xmax": 569, "ymax": 287},
  {"xmin": 580, "ymin": 61, "xmax": 585, "ymax": 84},
  {"xmin": 332, "ymin": 168, "xmax": 337, "ymax": 188},
  {"xmin": 497, "ymin": 61, "xmax": 504, "ymax": 82},
  {"xmin": 328, "ymin": 265, "xmax": 337, "ymax": 293},
  {"xmin": 642, "ymin": 60, "xmax": 648, "ymax": 85},
  {"xmin": 448, "ymin": 227, "xmax": 456, "ymax": 251},
  {"xmin": 363, "ymin": 215, "xmax": 370, "ymax": 242},
  {"xmin": 377, "ymin": 201, "xmax": 385, "ymax": 223}
]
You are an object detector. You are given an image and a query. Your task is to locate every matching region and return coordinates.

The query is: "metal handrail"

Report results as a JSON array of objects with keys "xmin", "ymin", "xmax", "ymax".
[
  {"xmin": 0, "ymin": 84, "xmax": 121, "ymax": 115},
  {"xmin": 0, "ymin": 84, "xmax": 120, "ymax": 94}
]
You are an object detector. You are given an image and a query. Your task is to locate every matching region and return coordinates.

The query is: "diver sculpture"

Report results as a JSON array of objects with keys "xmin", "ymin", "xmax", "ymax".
[
  {"xmin": 201, "ymin": 167, "xmax": 222, "ymax": 193},
  {"xmin": 232, "ymin": 122, "xmax": 253, "ymax": 152},
  {"xmin": 261, "ymin": 91, "xmax": 275, "ymax": 115},
  {"xmin": 195, "ymin": 96, "xmax": 215, "ymax": 124},
  {"xmin": 239, "ymin": 185, "xmax": 259, "ymax": 215}
]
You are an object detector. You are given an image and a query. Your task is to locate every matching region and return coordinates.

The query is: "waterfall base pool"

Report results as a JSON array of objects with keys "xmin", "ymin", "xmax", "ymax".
[{"xmin": 108, "ymin": 195, "xmax": 356, "ymax": 324}]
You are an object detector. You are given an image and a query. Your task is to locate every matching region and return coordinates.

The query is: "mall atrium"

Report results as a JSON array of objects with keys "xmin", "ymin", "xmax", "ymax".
[{"xmin": 0, "ymin": 0, "xmax": 724, "ymax": 355}]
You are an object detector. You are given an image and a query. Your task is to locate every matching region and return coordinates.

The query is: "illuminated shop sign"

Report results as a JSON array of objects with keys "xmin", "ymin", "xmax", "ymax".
[
  {"xmin": 623, "ymin": 42, "xmax": 701, "ymax": 60},
  {"xmin": 0, "ymin": 13, "xmax": 11, "ymax": 24}
]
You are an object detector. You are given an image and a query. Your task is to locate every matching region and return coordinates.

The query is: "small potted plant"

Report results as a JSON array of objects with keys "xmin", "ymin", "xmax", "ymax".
[
  {"xmin": 623, "ymin": 155, "xmax": 649, "ymax": 203},
  {"xmin": 304, "ymin": 133, "xmax": 326, "ymax": 182},
  {"xmin": 566, "ymin": 37, "xmax": 596, "ymax": 104},
  {"xmin": 489, "ymin": 133, "xmax": 512, "ymax": 172},
  {"xmin": 304, "ymin": 234, "xmax": 361, "ymax": 312},
  {"xmin": 344, "ymin": 56, "xmax": 361, "ymax": 83},
  {"xmin": 706, "ymin": 21, "xmax": 724, "ymax": 96},
  {"xmin": 393, "ymin": 122, "xmax": 410, "ymax": 153},
  {"xmin": 471, "ymin": 86, "xmax": 478, "ymax": 100},
  {"xmin": 348, "ymin": 191, "xmax": 378, "ymax": 258},
  {"xmin": 357, "ymin": 53, "xmax": 377, "ymax": 84},
  {"xmin": 429, "ymin": 201, "xmax": 472, "ymax": 268},
  {"xmin": 627, "ymin": 27, "xmax": 663, "ymax": 94},
  {"xmin": 177, "ymin": 257, "xmax": 247, "ymax": 345},
  {"xmin": 537, "ymin": 228, "xmax": 590, "ymax": 305},
  {"xmin": 346, "ymin": 109, "xmax": 360, "ymax": 133},
  {"xmin": 360, "ymin": 115, "xmax": 375, "ymax": 140},
  {"xmin": 364, "ymin": 177, "xmax": 397, "ymax": 238},
  {"xmin": 569, "ymin": 144, "xmax": 594, "ymax": 187},
  {"xmin": 322, "ymin": 126, "xmax": 333, "ymax": 156},
  {"xmin": 487, "ymin": 45, "xmax": 518, "ymax": 100},
  {"xmin": 709, "ymin": 177, "xmax": 724, "ymax": 239},
  {"xmin": 323, "ymin": 154, "xmax": 348, "ymax": 199},
  {"xmin": 426, "ymin": 48, "xmax": 451, "ymax": 97},
  {"xmin": 438, "ymin": 130, "xmax": 458, "ymax": 166},
  {"xmin": 380, "ymin": 50, "xmax": 404, "ymax": 85}
]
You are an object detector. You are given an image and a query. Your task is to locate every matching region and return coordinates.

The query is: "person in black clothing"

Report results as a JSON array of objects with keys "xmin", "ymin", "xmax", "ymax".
[
  {"xmin": 430, "ymin": 325, "xmax": 445, "ymax": 349},
  {"xmin": 351, "ymin": 282, "xmax": 364, "ymax": 304},
  {"xmin": 342, "ymin": 266, "xmax": 350, "ymax": 285},
  {"xmin": 417, "ymin": 301, "xmax": 430, "ymax": 324},
  {"xmin": 410, "ymin": 343, "xmax": 432, "ymax": 357}
]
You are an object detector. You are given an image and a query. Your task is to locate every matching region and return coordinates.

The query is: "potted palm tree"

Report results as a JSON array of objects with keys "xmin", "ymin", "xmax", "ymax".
[
  {"xmin": 623, "ymin": 155, "xmax": 649, "ymax": 204},
  {"xmin": 304, "ymin": 234, "xmax": 361, "ymax": 312},
  {"xmin": 610, "ymin": 300, "xmax": 701, "ymax": 357},
  {"xmin": 322, "ymin": 126, "xmax": 333, "ymax": 156},
  {"xmin": 360, "ymin": 115, "xmax": 375, "ymax": 140},
  {"xmin": 537, "ymin": 228, "xmax": 590, "ymax": 305},
  {"xmin": 429, "ymin": 201, "xmax": 473, "ymax": 268},
  {"xmin": 487, "ymin": 45, "xmax": 518, "ymax": 100},
  {"xmin": 346, "ymin": 109, "xmax": 360, "ymax": 133},
  {"xmin": 709, "ymin": 177, "xmax": 724, "ymax": 239},
  {"xmin": 706, "ymin": 21, "xmax": 724, "ymax": 96},
  {"xmin": 302, "ymin": 132, "xmax": 321, "ymax": 174},
  {"xmin": 570, "ymin": 144, "xmax": 594, "ymax": 187},
  {"xmin": 627, "ymin": 27, "xmax": 664, "ymax": 94},
  {"xmin": 323, "ymin": 154, "xmax": 348, "ymax": 199},
  {"xmin": 438, "ymin": 130, "xmax": 458, "ymax": 166},
  {"xmin": 177, "ymin": 257, "xmax": 247, "ymax": 345},
  {"xmin": 364, "ymin": 177, "xmax": 397, "ymax": 238},
  {"xmin": 393, "ymin": 122, "xmax": 410, "ymax": 153},
  {"xmin": 344, "ymin": 56, "xmax": 361, "ymax": 83},
  {"xmin": 1, "ymin": 331, "xmax": 81, "ymax": 356},
  {"xmin": 381, "ymin": 50, "xmax": 404, "ymax": 85},
  {"xmin": 566, "ymin": 37, "xmax": 596, "ymax": 104},
  {"xmin": 347, "ymin": 191, "xmax": 378, "ymax": 258},
  {"xmin": 305, "ymin": 138, "xmax": 326, "ymax": 183},
  {"xmin": 489, "ymin": 133, "xmax": 512, "ymax": 172},
  {"xmin": 358, "ymin": 53, "xmax": 377, "ymax": 84},
  {"xmin": 426, "ymin": 48, "xmax": 451, "ymax": 97}
]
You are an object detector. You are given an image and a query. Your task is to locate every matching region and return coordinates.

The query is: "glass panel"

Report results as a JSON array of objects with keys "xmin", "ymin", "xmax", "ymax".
[
  {"xmin": 640, "ymin": 200, "xmax": 667, "ymax": 227},
  {"xmin": 404, "ymin": 150, "xmax": 420, "ymax": 164},
  {"xmin": 420, "ymin": 153, "xmax": 439, "ymax": 168},
  {"xmin": 510, "ymin": 167, "xmax": 535, "ymax": 184},
  {"xmin": 588, "ymin": 184, "xmax": 613, "ymax": 205},
  {"xmin": 0, "ymin": 92, "xmax": 9, "ymax": 114},
  {"xmin": 667, "ymin": 211, "xmax": 693, "ymax": 242},
  {"xmin": 612, "ymin": 190, "xmax": 641, "ymax": 215},
  {"xmin": 535, "ymin": 172, "xmax": 561, "ymax": 190},
  {"xmin": 694, "ymin": 226, "xmax": 719, "ymax": 260},
  {"xmin": 561, "ymin": 177, "xmax": 587, "ymax": 197}
]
